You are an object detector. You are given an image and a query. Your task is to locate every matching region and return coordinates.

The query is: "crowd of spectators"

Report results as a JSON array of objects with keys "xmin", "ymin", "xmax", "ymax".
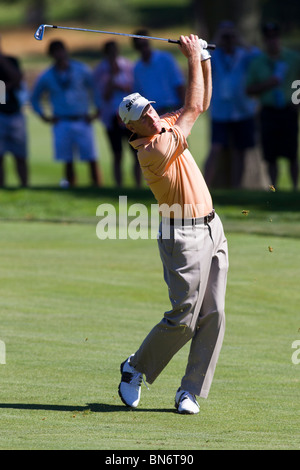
[{"xmin": 0, "ymin": 22, "xmax": 299, "ymax": 190}]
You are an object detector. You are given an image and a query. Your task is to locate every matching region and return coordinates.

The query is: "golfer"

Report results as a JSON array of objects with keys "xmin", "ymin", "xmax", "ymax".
[{"xmin": 118, "ymin": 35, "xmax": 229, "ymax": 414}]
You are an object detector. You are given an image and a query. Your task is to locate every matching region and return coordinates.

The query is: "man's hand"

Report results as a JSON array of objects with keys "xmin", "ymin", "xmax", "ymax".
[
  {"xmin": 179, "ymin": 35, "xmax": 202, "ymax": 60},
  {"xmin": 40, "ymin": 115, "xmax": 58, "ymax": 124}
]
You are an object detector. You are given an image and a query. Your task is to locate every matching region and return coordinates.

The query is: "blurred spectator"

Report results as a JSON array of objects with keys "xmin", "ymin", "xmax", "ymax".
[
  {"xmin": 132, "ymin": 29, "xmax": 185, "ymax": 115},
  {"xmin": 204, "ymin": 21, "xmax": 260, "ymax": 188},
  {"xmin": 31, "ymin": 40, "xmax": 102, "ymax": 187},
  {"xmin": 94, "ymin": 41, "xmax": 140, "ymax": 187},
  {"xmin": 0, "ymin": 36, "xmax": 28, "ymax": 188},
  {"xmin": 247, "ymin": 22, "xmax": 300, "ymax": 190}
]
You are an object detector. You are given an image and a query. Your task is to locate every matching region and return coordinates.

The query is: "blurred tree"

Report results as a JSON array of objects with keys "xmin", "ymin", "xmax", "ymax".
[
  {"xmin": 191, "ymin": 0, "xmax": 262, "ymax": 45},
  {"xmin": 261, "ymin": 0, "xmax": 300, "ymax": 32},
  {"xmin": 67, "ymin": 0, "xmax": 138, "ymax": 24},
  {"xmin": 26, "ymin": 0, "xmax": 47, "ymax": 25},
  {"xmin": 0, "ymin": 0, "xmax": 138, "ymax": 26},
  {"xmin": 0, "ymin": 0, "xmax": 47, "ymax": 25},
  {"xmin": 192, "ymin": 0, "xmax": 300, "ymax": 44}
]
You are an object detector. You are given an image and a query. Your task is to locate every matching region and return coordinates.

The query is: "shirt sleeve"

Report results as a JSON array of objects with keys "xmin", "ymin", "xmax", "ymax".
[
  {"xmin": 8, "ymin": 57, "xmax": 21, "ymax": 74},
  {"xmin": 160, "ymin": 109, "xmax": 183, "ymax": 126},
  {"xmin": 30, "ymin": 73, "xmax": 48, "ymax": 116},
  {"xmin": 93, "ymin": 63, "xmax": 106, "ymax": 110},
  {"xmin": 246, "ymin": 55, "xmax": 261, "ymax": 88},
  {"xmin": 140, "ymin": 124, "xmax": 188, "ymax": 176},
  {"xmin": 1, "ymin": 57, "xmax": 22, "ymax": 89},
  {"xmin": 82, "ymin": 64, "xmax": 96, "ymax": 106}
]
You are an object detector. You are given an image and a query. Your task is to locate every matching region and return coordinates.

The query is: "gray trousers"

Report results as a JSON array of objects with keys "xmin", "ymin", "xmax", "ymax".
[{"xmin": 130, "ymin": 213, "xmax": 228, "ymax": 398}]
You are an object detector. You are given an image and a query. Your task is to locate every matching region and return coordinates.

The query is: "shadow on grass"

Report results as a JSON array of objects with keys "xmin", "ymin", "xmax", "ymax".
[
  {"xmin": 0, "ymin": 402, "xmax": 175, "ymax": 413},
  {"xmin": 2, "ymin": 185, "xmax": 300, "ymax": 211},
  {"xmin": 1, "ymin": 185, "xmax": 155, "ymax": 204}
]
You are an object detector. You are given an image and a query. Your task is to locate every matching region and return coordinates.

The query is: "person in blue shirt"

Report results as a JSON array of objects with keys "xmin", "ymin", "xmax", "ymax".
[
  {"xmin": 204, "ymin": 21, "xmax": 260, "ymax": 188},
  {"xmin": 132, "ymin": 29, "xmax": 185, "ymax": 115},
  {"xmin": 31, "ymin": 40, "xmax": 102, "ymax": 187}
]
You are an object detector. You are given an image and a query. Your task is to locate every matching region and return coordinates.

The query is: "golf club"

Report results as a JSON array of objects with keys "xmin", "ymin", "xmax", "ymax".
[{"xmin": 34, "ymin": 24, "xmax": 216, "ymax": 49}]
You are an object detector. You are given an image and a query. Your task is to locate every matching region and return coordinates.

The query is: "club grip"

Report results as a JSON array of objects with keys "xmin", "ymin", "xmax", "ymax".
[{"xmin": 168, "ymin": 38, "xmax": 216, "ymax": 50}]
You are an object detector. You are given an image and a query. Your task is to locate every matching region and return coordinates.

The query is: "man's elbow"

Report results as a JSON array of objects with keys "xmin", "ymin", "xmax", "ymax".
[
  {"xmin": 194, "ymin": 103, "xmax": 204, "ymax": 115},
  {"xmin": 202, "ymin": 100, "xmax": 211, "ymax": 113},
  {"xmin": 194, "ymin": 104, "xmax": 204, "ymax": 116},
  {"xmin": 202, "ymin": 95, "xmax": 212, "ymax": 113},
  {"xmin": 181, "ymin": 102, "xmax": 204, "ymax": 121}
]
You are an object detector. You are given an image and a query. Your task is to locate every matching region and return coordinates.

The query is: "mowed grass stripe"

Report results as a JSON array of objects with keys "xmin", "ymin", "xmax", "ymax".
[{"xmin": 0, "ymin": 221, "xmax": 299, "ymax": 449}]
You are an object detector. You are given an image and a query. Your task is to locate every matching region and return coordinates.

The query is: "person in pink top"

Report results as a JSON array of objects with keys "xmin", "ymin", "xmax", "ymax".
[
  {"xmin": 117, "ymin": 35, "xmax": 229, "ymax": 414},
  {"xmin": 94, "ymin": 41, "xmax": 141, "ymax": 186}
]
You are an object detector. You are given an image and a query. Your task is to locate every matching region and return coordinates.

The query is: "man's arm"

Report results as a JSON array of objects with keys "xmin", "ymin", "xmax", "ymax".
[
  {"xmin": 247, "ymin": 77, "xmax": 280, "ymax": 96},
  {"xmin": 31, "ymin": 75, "xmax": 56, "ymax": 123},
  {"xmin": 176, "ymin": 35, "xmax": 209, "ymax": 138},
  {"xmin": 201, "ymin": 59, "xmax": 212, "ymax": 112},
  {"xmin": 0, "ymin": 55, "xmax": 22, "ymax": 90},
  {"xmin": 246, "ymin": 55, "xmax": 280, "ymax": 97}
]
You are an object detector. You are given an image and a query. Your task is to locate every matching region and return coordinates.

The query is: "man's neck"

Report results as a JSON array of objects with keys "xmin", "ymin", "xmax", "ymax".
[
  {"xmin": 142, "ymin": 49, "xmax": 152, "ymax": 63},
  {"xmin": 55, "ymin": 60, "xmax": 70, "ymax": 71}
]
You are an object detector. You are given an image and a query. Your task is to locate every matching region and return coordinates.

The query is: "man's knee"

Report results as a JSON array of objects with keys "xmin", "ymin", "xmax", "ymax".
[{"xmin": 163, "ymin": 306, "xmax": 198, "ymax": 339}]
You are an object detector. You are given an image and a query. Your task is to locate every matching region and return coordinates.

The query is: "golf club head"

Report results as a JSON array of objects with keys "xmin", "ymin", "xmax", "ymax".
[{"xmin": 34, "ymin": 24, "xmax": 45, "ymax": 41}]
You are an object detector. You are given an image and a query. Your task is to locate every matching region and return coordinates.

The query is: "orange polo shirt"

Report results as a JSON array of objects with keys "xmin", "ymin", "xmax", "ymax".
[{"xmin": 129, "ymin": 110, "xmax": 213, "ymax": 218}]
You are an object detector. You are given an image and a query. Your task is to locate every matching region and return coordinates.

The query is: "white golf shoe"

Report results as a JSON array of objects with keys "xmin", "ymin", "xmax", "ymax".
[
  {"xmin": 118, "ymin": 355, "xmax": 143, "ymax": 408},
  {"xmin": 175, "ymin": 388, "xmax": 200, "ymax": 414}
]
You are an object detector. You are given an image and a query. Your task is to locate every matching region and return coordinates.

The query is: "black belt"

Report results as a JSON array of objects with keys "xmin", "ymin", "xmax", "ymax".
[
  {"xmin": 57, "ymin": 115, "xmax": 87, "ymax": 121},
  {"xmin": 162, "ymin": 210, "xmax": 215, "ymax": 226}
]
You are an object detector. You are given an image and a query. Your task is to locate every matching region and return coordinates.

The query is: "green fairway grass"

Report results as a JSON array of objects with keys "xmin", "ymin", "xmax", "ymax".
[
  {"xmin": 0, "ymin": 213, "xmax": 299, "ymax": 450},
  {"xmin": 1, "ymin": 6, "xmax": 300, "ymax": 452},
  {"xmin": 1, "ymin": 106, "xmax": 300, "ymax": 450}
]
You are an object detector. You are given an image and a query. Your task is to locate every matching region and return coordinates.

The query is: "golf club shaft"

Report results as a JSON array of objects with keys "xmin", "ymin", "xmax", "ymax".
[{"xmin": 34, "ymin": 24, "xmax": 216, "ymax": 49}]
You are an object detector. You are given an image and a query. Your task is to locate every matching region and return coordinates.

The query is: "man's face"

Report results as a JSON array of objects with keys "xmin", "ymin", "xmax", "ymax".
[
  {"xmin": 220, "ymin": 29, "xmax": 237, "ymax": 53},
  {"xmin": 127, "ymin": 104, "xmax": 162, "ymax": 137},
  {"xmin": 51, "ymin": 46, "xmax": 68, "ymax": 64}
]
